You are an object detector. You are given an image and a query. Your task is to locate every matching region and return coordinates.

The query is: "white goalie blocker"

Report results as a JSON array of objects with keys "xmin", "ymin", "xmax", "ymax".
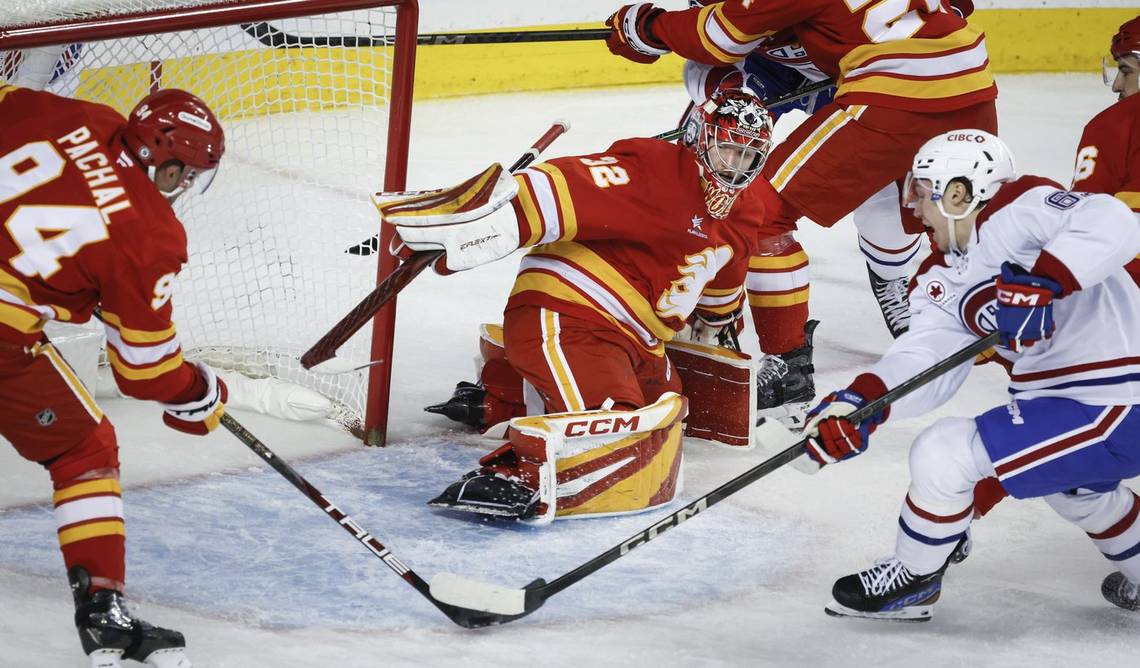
[{"xmin": 511, "ymin": 392, "xmax": 689, "ymax": 526}]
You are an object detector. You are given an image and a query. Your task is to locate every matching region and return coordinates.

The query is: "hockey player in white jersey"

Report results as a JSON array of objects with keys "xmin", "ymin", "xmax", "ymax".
[{"xmin": 798, "ymin": 130, "xmax": 1140, "ymax": 620}]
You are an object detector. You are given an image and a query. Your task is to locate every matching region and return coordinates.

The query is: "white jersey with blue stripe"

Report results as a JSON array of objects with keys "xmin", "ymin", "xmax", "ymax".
[{"xmin": 866, "ymin": 176, "xmax": 1140, "ymax": 419}]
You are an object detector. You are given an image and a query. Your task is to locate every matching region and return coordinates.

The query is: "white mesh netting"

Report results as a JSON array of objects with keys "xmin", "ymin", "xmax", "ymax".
[{"xmin": 2, "ymin": 2, "xmax": 407, "ymax": 433}]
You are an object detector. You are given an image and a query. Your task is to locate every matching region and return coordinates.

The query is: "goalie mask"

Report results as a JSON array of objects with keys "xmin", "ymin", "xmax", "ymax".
[{"xmin": 695, "ymin": 89, "xmax": 774, "ymax": 219}]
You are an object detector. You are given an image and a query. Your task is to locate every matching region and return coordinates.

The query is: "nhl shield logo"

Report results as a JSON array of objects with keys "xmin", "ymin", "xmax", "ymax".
[{"xmin": 36, "ymin": 408, "xmax": 57, "ymax": 427}]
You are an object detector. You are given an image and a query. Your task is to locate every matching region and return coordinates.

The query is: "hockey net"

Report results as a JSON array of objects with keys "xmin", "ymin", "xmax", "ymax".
[{"xmin": 0, "ymin": 0, "xmax": 416, "ymax": 443}]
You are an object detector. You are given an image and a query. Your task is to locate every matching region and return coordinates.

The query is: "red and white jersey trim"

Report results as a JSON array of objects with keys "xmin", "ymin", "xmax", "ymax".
[{"xmin": 993, "ymin": 405, "xmax": 1130, "ymax": 481}]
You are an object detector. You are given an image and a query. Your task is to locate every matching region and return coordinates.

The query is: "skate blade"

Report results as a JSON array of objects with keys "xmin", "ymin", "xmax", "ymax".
[
  {"xmin": 426, "ymin": 500, "xmax": 526, "ymax": 519},
  {"xmin": 145, "ymin": 647, "xmax": 192, "ymax": 668},
  {"xmin": 89, "ymin": 649, "xmax": 124, "ymax": 668},
  {"xmin": 756, "ymin": 402, "xmax": 810, "ymax": 429},
  {"xmin": 824, "ymin": 599, "xmax": 932, "ymax": 622}
]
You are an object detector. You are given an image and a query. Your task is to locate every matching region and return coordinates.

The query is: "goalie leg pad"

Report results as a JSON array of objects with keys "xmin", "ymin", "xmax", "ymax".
[
  {"xmin": 429, "ymin": 394, "xmax": 689, "ymax": 524},
  {"xmin": 666, "ymin": 340, "xmax": 755, "ymax": 448}
]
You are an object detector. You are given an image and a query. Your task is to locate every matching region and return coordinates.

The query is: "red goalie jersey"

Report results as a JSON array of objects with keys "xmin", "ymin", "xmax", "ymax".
[
  {"xmin": 652, "ymin": 0, "xmax": 996, "ymax": 113},
  {"xmin": 506, "ymin": 138, "xmax": 778, "ymax": 355},
  {"xmin": 0, "ymin": 85, "xmax": 203, "ymax": 403}
]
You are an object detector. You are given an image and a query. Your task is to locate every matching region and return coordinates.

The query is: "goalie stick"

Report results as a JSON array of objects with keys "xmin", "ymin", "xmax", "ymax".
[
  {"xmin": 301, "ymin": 121, "xmax": 570, "ymax": 370},
  {"xmin": 428, "ymin": 332, "xmax": 1000, "ymax": 623},
  {"xmin": 219, "ymin": 412, "xmax": 538, "ymax": 628}
]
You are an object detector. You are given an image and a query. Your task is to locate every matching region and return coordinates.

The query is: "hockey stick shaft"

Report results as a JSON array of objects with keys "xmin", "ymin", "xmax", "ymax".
[
  {"xmin": 435, "ymin": 332, "xmax": 999, "ymax": 615},
  {"xmin": 243, "ymin": 23, "xmax": 611, "ymax": 48},
  {"xmin": 541, "ymin": 331, "xmax": 999, "ymax": 597},
  {"xmin": 219, "ymin": 412, "xmax": 522, "ymax": 628},
  {"xmin": 301, "ymin": 121, "xmax": 570, "ymax": 370}
]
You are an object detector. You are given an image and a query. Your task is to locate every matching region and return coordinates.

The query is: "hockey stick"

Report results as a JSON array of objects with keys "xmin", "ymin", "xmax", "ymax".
[
  {"xmin": 300, "ymin": 121, "xmax": 570, "ymax": 370},
  {"xmin": 242, "ymin": 23, "xmax": 611, "ymax": 48},
  {"xmin": 427, "ymin": 332, "xmax": 1000, "ymax": 622},
  {"xmin": 219, "ymin": 412, "xmax": 538, "ymax": 628}
]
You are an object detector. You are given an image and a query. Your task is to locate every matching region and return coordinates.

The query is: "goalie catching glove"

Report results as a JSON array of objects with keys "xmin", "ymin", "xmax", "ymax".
[
  {"xmin": 378, "ymin": 163, "xmax": 521, "ymax": 273},
  {"xmin": 162, "ymin": 361, "xmax": 227, "ymax": 435}
]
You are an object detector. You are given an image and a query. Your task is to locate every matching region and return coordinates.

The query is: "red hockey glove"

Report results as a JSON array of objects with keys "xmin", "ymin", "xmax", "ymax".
[
  {"xmin": 606, "ymin": 3, "xmax": 670, "ymax": 64},
  {"xmin": 800, "ymin": 389, "xmax": 885, "ymax": 471},
  {"xmin": 162, "ymin": 362, "xmax": 228, "ymax": 435},
  {"xmin": 995, "ymin": 262, "xmax": 1062, "ymax": 353},
  {"xmin": 949, "ymin": 0, "xmax": 975, "ymax": 19}
]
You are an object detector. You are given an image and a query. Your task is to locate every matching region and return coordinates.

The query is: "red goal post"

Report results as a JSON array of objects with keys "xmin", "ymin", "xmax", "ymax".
[{"xmin": 0, "ymin": 0, "xmax": 418, "ymax": 445}]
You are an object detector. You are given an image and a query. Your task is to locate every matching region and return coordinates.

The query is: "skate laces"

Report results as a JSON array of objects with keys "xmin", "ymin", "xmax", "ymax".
[
  {"xmin": 756, "ymin": 355, "xmax": 789, "ymax": 387},
  {"xmin": 873, "ymin": 277, "xmax": 910, "ymax": 328},
  {"xmin": 858, "ymin": 557, "xmax": 915, "ymax": 596}
]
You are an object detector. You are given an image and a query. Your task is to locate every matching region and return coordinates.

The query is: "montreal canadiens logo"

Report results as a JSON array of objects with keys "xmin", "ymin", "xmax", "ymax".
[{"xmin": 958, "ymin": 278, "xmax": 999, "ymax": 336}]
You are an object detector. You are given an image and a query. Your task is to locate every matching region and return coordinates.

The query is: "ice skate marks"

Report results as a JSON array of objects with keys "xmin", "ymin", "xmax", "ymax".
[{"xmin": 0, "ymin": 439, "xmax": 800, "ymax": 630}]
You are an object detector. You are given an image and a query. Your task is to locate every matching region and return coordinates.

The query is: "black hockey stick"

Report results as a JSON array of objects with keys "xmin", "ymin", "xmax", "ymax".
[
  {"xmin": 242, "ymin": 22, "xmax": 611, "ymax": 48},
  {"xmin": 427, "ymin": 332, "xmax": 1000, "ymax": 623},
  {"xmin": 219, "ymin": 412, "xmax": 538, "ymax": 628},
  {"xmin": 301, "ymin": 121, "xmax": 570, "ymax": 369}
]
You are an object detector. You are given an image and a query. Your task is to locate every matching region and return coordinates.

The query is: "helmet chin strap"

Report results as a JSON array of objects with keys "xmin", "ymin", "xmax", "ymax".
[{"xmin": 934, "ymin": 192, "xmax": 982, "ymax": 254}]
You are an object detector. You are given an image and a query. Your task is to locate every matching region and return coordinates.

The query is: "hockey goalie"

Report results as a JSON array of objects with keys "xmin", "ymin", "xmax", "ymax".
[{"xmin": 381, "ymin": 89, "xmax": 786, "ymax": 522}]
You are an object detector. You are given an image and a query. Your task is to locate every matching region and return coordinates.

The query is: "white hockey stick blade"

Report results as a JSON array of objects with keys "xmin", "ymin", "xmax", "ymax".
[
  {"xmin": 755, "ymin": 416, "xmax": 820, "ymax": 474},
  {"xmin": 430, "ymin": 573, "xmax": 527, "ymax": 616}
]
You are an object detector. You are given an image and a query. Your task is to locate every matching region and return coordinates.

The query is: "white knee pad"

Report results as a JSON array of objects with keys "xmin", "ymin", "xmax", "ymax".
[{"xmin": 908, "ymin": 417, "xmax": 994, "ymax": 512}]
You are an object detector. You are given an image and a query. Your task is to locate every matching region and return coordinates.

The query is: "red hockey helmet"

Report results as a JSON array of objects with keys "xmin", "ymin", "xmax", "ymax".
[
  {"xmin": 122, "ymin": 88, "xmax": 225, "ymax": 196},
  {"xmin": 1110, "ymin": 15, "xmax": 1140, "ymax": 61},
  {"xmin": 694, "ymin": 88, "xmax": 774, "ymax": 218}
]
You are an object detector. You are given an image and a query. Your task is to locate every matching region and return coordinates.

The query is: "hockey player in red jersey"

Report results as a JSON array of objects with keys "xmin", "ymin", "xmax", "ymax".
[
  {"xmin": 796, "ymin": 131, "xmax": 1140, "ymax": 619},
  {"xmin": 384, "ymin": 90, "xmax": 780, "ymax": 522},
  {"xmin": 1072, "ymin": 16, "xmax": 1140, "ymax": 225},
  {"xmin": 607, "ymin": 0, "xmax": 998, "ymax": 406},
  {"xmin": 0, "ymin": 84, "xmax": 226, "ymax": 666}
]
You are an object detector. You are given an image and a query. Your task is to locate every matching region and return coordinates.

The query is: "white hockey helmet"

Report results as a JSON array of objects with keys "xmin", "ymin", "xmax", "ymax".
[{"xmin": 905, "ymin": 129, "xmax": 1015, "ymax": 223}]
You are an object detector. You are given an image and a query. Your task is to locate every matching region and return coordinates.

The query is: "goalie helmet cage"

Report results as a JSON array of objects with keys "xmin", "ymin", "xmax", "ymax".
[{"xmin": 0, "ymin": 0, "xmax": 417, "ymax": 445}]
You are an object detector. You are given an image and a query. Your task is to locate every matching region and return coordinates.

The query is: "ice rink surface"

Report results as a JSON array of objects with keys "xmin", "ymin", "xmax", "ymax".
[{"xmin": 2, "ymin": 74, "xmax": 1139, "ymax": 666}]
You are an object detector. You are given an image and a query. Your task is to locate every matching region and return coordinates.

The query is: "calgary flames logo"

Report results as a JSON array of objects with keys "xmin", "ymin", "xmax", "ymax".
[{"xmin": 657, "ymin": 246, "xmax": 734, "ymax": 320}]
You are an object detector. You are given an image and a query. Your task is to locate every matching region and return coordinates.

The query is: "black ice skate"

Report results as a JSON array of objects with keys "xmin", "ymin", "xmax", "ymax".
[
  {"xmin": 867, "ymin": 265, "xmax": 910, "ymax": 338},
  {"xmin": 70, "ymin": 567, "xmax": 190, "ymax": 668},
  {"xmin": 755, "ymin": 320, "xmax": 818, "ymax": 428},
  {"xmin": 1101, "ymin": 571, "xmax": 1140, "ymax": 611},
  {"xmin": 428, "ymin": 468, "xmax": 539, "ymax": 520},
  {"xmin": 424, "ymin": 381, "xmax": 486, "ymax": 428},
  {"xmin": 824, "ymin": 556, "xmax": 944, "ymax": 622}
]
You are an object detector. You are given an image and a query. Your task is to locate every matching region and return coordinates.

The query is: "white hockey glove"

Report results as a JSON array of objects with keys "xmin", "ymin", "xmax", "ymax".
[
  {"xmin": 686, "ymin": 307, "xmax": 744, "ymax": 349},
  {"xmin": 377, "ymin": 163, "xmax": 520, "ymax": 273},
  {"xmin": 162, "ymin": 362, "xmax": 227, "ymax": 436}
]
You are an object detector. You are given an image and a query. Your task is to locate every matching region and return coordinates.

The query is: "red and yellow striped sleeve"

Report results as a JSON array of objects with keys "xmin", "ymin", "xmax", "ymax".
[{"xmin": 652, "ymin": 2, "xmax": 794, "ymax": 65}]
